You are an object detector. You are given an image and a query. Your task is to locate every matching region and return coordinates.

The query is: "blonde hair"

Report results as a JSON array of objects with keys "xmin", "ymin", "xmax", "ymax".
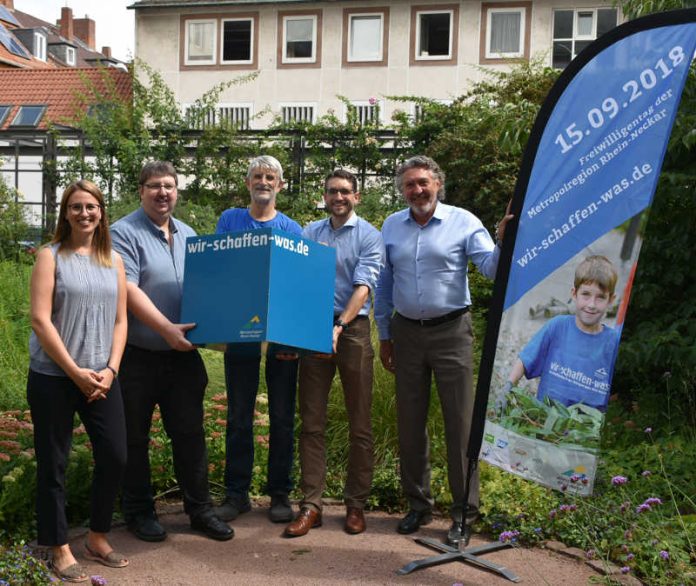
[
  {"xmin": 52, "ymin": 180, "xmax": 112, "ymax": 267},
  {"xmin": 574, "ymin": 255, "xmax": 617, "ymax": 295}
]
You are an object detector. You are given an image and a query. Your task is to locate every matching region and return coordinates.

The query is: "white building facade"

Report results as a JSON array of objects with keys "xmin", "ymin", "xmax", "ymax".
[{"xmin": 131, "ymin": 0, "xmax": 621, "ymax": 128}]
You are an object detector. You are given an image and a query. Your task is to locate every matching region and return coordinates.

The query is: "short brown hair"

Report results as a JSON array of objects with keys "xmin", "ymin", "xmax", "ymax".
[
  {"xmin": 574, "ymin": 255, "xmax": 618, "ymax": 295},
  {"xmin": 139, "ymin": 161, "xmax": 178, "ymax": 186},
  {"xmin": 324, "ymin": 169, "xmax": 358, "ymax": 193}
]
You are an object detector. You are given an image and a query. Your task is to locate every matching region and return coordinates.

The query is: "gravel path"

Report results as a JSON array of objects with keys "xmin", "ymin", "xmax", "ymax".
[{"xmin": 63, "ymin": 503, "xmax": 603, "ymax": 585}]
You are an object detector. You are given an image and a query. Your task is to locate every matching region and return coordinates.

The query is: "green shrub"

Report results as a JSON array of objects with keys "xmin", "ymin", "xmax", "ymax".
[
  {"xmin": 0, "ymin": 262, "xmax": 32, "ymax": 411},
  {"xmin": 0, "ymin": 541, "xmax": 52, "ymax": 585}
]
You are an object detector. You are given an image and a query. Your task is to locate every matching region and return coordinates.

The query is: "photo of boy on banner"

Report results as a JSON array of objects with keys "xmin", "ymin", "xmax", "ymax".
[
  {"xmin": 499, "ymin": 254, "xmax": 620, "ymax": 414},
  {"xmin": 482, "ymin": 220, "xmax": 644, "ymax": 495}
]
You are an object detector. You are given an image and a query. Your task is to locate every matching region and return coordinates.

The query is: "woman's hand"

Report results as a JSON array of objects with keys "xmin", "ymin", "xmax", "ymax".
[{"xmin": 72, "ymin": 368, "xmax": 111, "ymax": 403}]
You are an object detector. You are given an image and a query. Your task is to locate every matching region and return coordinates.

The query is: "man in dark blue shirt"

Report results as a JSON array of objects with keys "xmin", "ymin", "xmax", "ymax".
[{"xmin": 214, "ymin": 156, "xmax": 301, "ymax": 524}]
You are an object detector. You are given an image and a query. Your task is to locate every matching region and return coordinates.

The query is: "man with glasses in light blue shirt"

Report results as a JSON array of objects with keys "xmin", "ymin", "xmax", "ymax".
[
  {"xmin": 284, "ymin": 169, "xmax": 384, "ymax": 538},
  {"xmin": 111, "ymin": 161, "xmax": 233, "ymax": 543},
  {"xmin": 374, "ymin": 155, "xmax": 512, "ymax": 546}
]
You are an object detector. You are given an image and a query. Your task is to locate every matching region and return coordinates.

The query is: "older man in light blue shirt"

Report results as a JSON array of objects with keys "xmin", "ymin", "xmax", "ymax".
[
  {"xmin": 284, "ymin": 169, "xmax": 384, "ymax": 538},
  {"xmin": 375, "ymin": 155, "xmax": 511, "ymax": 546}
]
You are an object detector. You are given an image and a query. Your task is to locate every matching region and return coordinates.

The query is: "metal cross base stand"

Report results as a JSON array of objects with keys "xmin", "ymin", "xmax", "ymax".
[{"xmin": 397, "ymin": 537, "xmax": 521, "ymax": 582}]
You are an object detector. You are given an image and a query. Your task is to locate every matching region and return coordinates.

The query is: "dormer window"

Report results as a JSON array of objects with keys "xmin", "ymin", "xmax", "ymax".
[
  {"xmin": 66, "ymin": 46, "xmax": 76, "ymax": 66},
  {"xmin": 33, "ymin": 30, "xmax": 46, "ymax": 61}
]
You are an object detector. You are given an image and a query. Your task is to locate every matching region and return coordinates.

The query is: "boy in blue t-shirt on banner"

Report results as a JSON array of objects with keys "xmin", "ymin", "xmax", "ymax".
[{"xmin": 503, "ymin": 255, "xmax": 620, "ymax": 412}]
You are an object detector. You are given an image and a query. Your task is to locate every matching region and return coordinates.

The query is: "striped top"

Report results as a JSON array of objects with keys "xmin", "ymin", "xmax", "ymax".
[{"xmin": 29, "ymin": 243, "xmax": 118, "ymax": 377}]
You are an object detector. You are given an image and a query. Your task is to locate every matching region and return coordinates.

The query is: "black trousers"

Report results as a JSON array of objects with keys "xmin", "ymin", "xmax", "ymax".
[
  {"xmin": 27, "ymin": 369, "xmax": 127, "ymax": 546},
  {"xmin": 119, "ymin": 345, "xmax": 212, "ymax": 521}
]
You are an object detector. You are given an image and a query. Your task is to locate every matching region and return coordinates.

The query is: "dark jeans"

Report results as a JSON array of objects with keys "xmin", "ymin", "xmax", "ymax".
[
  {"xmin": 27, "ymin": 369, "xmax": 127, "ymax": 546},
  {"xmin": 223, "ymin": 342, "xmax": 298, "ymax": 498},
  {"xmin": 120, "ymin": 345, "xmax": 212, "ymax": 520}
]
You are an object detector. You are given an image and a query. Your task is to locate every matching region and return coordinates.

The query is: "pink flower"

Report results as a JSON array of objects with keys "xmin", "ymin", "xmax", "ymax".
[
  {"xmin": 368, "ymin": 96, "xmax": 377, "ymax": 106},
  {"xmin": 611, "ymin": 475, "xmax": 628, "ymax": 486}
]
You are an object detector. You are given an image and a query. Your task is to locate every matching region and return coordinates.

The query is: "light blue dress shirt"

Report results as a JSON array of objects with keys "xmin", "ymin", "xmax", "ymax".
[
  {"xmin": 303, "ymin": 213, "xmax": 384, "ymax": 316},
  {"xmin": 374, "ymin": 202, "xmax": 500, "ymax": 340},
  {"xmin": 111, "ymin": 207, "xmax": 196, "ymax": 351}
]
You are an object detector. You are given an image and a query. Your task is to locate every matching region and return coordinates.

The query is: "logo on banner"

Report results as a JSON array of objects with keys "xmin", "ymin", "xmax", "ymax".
[{"xmin": 240, "ymin": 315, "xmax": 264, "ymax": 339}]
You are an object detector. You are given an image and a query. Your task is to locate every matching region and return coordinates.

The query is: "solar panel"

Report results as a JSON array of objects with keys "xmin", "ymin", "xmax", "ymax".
[
  {"xmin": 0, "ymin": 6, "xmax": 20, "ymax": 27},
  {"xmin": 0, "ymin": 22, "xmax": 29, "ymax": 59}
]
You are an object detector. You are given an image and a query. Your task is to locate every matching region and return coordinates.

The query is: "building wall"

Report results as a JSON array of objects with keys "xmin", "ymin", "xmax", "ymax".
[{"xmin": 134, "ymin": 0, "xmax": 619, "ymax": 128}]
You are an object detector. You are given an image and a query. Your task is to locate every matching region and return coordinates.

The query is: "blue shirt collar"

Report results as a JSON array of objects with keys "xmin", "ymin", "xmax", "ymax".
[
  {"xmin": 404, "ymin": 201, "xmax": 446, "ymax": 225},
  {"xmin": 328, "ymin": 211, "xmax": 358, "ymax": 230}
]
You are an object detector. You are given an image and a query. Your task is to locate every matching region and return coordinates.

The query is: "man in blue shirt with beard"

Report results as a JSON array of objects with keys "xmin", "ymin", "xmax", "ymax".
[
  {"xmin": 214, "ymin": 155, "xmax": 301, "ymax": 525},
  {"xmin": 284, "ymin": 169, "xmax": 383, "ymax": 537},
  {"xmin": 375, "ymin": 155, "xmax": 512, "ymax": 546}
]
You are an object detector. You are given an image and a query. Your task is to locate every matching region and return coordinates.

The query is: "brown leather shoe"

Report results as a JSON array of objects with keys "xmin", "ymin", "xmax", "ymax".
[
  {"xmin": 284, "ymin": 507, "xmax": 322, "ymax": 537},
  {"xmin": 344, "ymin": 507, "xmax": 366, "ymax": 534}
]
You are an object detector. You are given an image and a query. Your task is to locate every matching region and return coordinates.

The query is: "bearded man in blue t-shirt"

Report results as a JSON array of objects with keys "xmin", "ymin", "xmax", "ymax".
[{"xmin": 214, "ymin": 155, "xmax": 301, "ymax": 524}]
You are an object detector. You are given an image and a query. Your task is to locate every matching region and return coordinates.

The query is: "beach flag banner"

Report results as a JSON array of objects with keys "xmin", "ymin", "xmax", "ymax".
[{"xmin": 476, "ymin": 10, "xmax": 696, "ymax": 495}]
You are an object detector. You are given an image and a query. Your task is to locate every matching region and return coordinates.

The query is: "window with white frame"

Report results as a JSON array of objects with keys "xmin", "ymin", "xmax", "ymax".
[
  {"xmin": 282, "ymin": 14, "xmax": 317, "ymax": 63},
  {"xmin": 346, "ymin": 100, "xmax": 383, "ymax": 126},
  {"xmin": 280, "ymin": 103, "xmax": 315, "ymax": 124},
  {"xmin": 486, "ymin": 7, "xmax": 525, "ymax": 58},
  {"xmin": 185, "ymin": 19, "xmax": 216, "ymax": 65},
  {"xmin": 552, "ymin": 8, "xmax": 617, "ymax": 69},
  {"xmin": 65, "ymin": 46, "xmax": 76, "ymax": 66},
  {"xmin": 221, "ymin": 18, "xmax": 253, "ymax": 64},
  {"xmin": 415, "ymin": 9, "xmax": 454, "ymax": 60},
  {"xmin": 348, "ymin": 13, "xmax": 384, "ymax": 62},
  {"xmin": 33, "ymin": 30, "xmax": 46, "ymax": 61}
]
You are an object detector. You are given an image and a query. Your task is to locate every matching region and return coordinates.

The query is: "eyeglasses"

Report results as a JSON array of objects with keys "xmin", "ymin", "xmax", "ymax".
[
  {"xmin": 326, "ymin": 188, "xmax": 354, "ymax": 196},
  {"xmin": 68, "ymin": 203, "xmax": 101, "ymax": 214},
  {"xmin": 143, "ymin": 183, "xmax": 177, "ymax": 192}
]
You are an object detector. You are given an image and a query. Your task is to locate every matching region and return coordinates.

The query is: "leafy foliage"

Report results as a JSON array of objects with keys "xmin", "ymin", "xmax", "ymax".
[
  {"xmin": 0, "ymin": 178, "xmax": 30, "ymax": 263},
  {"xmin": 493, "ymin": 387, "xmax": 603, "ymax": 449}
]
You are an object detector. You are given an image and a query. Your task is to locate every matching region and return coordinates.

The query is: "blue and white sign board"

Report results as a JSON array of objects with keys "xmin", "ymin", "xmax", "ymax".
[{"xmin": 181, "ymin": 228, "xmax": 336, "ymax": 353}]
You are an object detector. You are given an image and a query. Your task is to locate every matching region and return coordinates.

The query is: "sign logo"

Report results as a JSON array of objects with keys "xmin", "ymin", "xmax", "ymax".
[
  {"xmin": 240, "ymin": 315, "xmax": 264, "ymax": 339},
  {"xmin": 242, "ymin": 315, "xmax": 262, "ymax": 330}
]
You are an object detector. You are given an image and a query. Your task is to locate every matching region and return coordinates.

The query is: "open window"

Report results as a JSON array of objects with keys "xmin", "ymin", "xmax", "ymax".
[
  {"xmin": 552, "ymin": 8, "xmax": 618, "ymax": 69},
  {"xmin": 410, "ymin": 5, "xmax": 459, "ymax": 65},
  {"xmin": 279, "ymin": 11, "xmax": 321, "ymax": 66}
]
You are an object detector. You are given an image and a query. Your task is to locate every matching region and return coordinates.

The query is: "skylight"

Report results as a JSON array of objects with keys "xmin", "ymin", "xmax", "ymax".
[
  {"xmin": 0, "ymin": 6, "xmax": 20, "ymax": 27},
  {"xmin": 10, "ymin": 105, "xmax": 46, "ymax": 127},
  {"xmin": 0, "ymin": 105, "xmax": 11, "ymax": 126},
  {"xmin": 0, "ymin": 22, "xmax": 29, "ymax": 59}
]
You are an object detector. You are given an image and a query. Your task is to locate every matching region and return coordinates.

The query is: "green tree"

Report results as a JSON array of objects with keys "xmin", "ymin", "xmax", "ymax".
[
  {"xmin": 0, "ymin": 174, "xmax": 30, "ymax": 262},
  {"xmin": 391, "ymin": 60, "xmax": 559, "ymax": 229}
]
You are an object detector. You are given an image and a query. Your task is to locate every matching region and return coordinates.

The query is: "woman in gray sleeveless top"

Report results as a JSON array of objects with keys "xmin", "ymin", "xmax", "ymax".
[{"xmin": 27, "ymin": 180, "xmax": 129, "ymax": 582}]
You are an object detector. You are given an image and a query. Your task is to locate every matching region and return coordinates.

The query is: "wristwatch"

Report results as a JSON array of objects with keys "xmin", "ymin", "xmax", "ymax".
[{"xmin": 334, "ymin": 318, "xmax": 349, "ymax": 329}]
